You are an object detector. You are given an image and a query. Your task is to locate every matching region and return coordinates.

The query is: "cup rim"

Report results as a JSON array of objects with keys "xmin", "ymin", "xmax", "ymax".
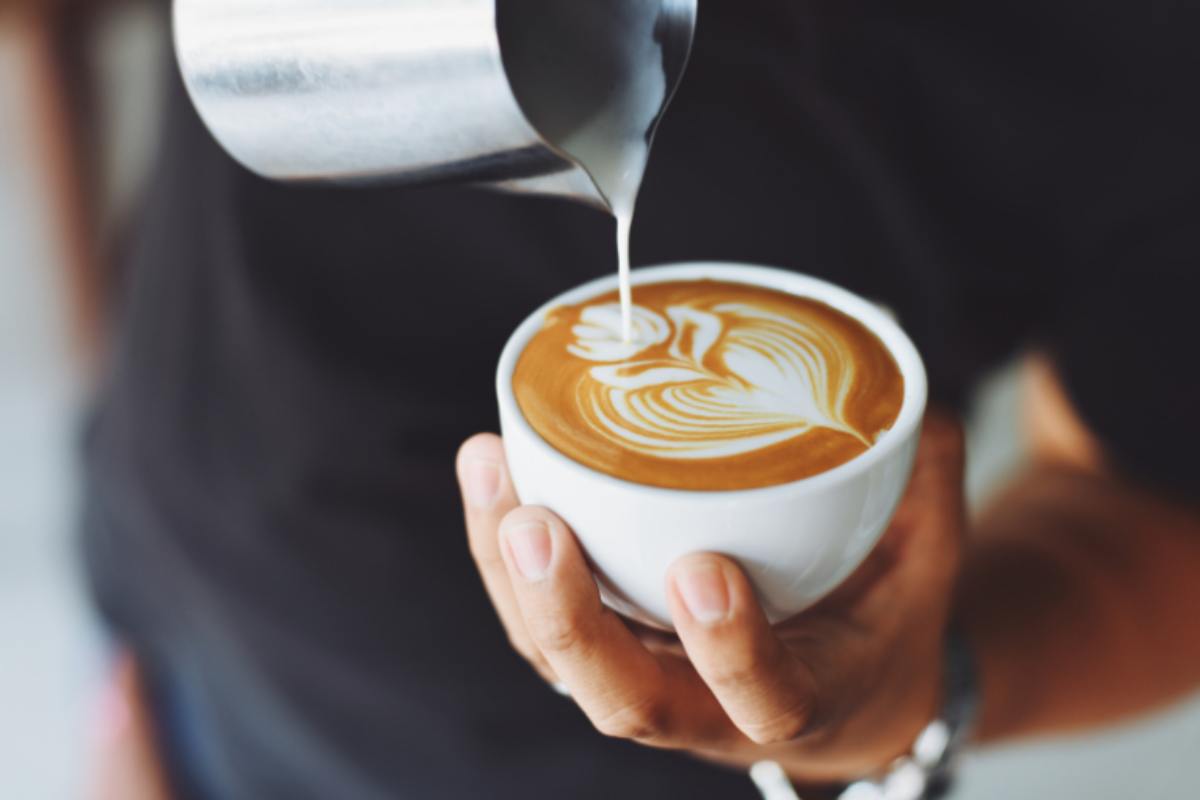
[{"xmin": 497, "ymin": 262, "xmax": 928, "ymax": 501}]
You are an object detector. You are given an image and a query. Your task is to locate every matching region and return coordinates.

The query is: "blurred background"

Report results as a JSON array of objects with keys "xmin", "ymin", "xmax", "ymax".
[{"xmin": 0, "ymin": 4, "xmax": 1196, "ymax": 799}]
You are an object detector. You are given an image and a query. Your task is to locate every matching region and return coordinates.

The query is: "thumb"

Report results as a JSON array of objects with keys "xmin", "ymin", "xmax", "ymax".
[{"xmin": 668, "ymin": 553, "xmax": 819, "ymax": 746}]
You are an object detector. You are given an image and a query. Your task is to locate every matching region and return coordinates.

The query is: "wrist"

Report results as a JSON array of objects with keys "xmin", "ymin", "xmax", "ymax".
[{"xmin": 835, "ymin": 627, "xmax": 980, "ymax": 800}]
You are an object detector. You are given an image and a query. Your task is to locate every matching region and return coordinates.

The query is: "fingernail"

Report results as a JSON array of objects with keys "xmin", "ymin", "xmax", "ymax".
[
  {"xmin": 675, "ymin": 561, "xmax": 730, "ymax": 624},
  {"xmin": 464, "ymin": 458, "xmax": 501, "ymax": 510},
  {"xmin": 504, "ymin": 521, "xmax": 552, "ymax": 581}
]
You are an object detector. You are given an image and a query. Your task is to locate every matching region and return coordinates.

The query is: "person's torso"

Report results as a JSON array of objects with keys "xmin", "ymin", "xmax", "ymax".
[{"xmin": 85, "ymin": 3, "xmax": 1200, "ymax": 797}]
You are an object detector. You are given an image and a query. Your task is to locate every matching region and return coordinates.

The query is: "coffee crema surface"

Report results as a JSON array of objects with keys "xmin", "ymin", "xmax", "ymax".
[{"xmin": 514, "ymin": 280, "xmax": 905, "ymax": 490}]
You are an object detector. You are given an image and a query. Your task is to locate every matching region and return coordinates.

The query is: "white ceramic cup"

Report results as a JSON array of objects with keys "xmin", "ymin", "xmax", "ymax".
[{"xmin": 496, "ymin": 263, "xmax": 927, "ymax": 629}]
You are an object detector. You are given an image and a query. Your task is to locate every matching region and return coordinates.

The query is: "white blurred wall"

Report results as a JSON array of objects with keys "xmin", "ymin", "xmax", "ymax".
[{"xmin": 0, "ymin": 23, "xmax": 97, "ymax": 800}]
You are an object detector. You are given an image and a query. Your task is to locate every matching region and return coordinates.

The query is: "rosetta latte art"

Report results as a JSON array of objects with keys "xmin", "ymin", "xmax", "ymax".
[
  {"xmin": 514, "ymin": 280, "xmax": 904, "ymax": 490},
  {"xmin": 570, "ymin": 302, "xmax": 871, "ymax": 459}
]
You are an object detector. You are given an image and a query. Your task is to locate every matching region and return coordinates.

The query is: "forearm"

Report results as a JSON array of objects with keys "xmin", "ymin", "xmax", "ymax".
[{"xmin": 959, "ymin": 464, "xmax": 1200, "ymax": 743}]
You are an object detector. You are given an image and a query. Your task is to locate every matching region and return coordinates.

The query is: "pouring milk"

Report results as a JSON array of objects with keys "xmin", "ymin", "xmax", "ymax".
[{"xmin": 500, "ymin": 0, "xmax": 675, "ymax": 343}]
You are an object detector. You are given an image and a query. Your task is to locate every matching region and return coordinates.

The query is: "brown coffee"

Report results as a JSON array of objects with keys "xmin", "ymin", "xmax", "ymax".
[{"xmin": 514, "ymin": 280, "xmax": 904, "ymax": 490}]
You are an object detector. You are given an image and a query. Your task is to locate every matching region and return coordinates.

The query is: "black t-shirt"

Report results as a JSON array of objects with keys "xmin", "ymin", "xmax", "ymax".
[{"xmin": 85, "ymin": 3, "xmax": 1200, "ymax": 798}]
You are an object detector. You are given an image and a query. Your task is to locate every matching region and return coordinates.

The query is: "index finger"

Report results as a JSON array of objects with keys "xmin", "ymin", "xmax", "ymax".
[{"xmin": 457, "ymin": 434, "xmax": 556, "ymax": 682}]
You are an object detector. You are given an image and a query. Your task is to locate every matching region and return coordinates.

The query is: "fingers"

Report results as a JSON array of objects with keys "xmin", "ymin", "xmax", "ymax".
[
  {"xmin": 499, "ymin": 506, "xmax": 727, "ymax": 747},
  {"xmin": 890, "ymin": 412, "xmax": 967, "ymax": 581},
  {"xmin": 667, "ymin": 553, "xmax": 819, "ymax": 745},
  {"xmin": 907, "ymin": 411, "xmax": 967, "ymax": 524},
  {"xmin": 457, "ymin": 435, "xmax": 555, "ymax": 682}
]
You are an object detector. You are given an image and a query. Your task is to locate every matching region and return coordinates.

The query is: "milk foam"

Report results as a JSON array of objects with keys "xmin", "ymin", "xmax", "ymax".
[
  {"xmin": 514, "ymin": 280, "xmax": 906, "ymax": 490},
  {"xmin": 567, "ymin": 299, "xmax": 872, "ymax": 460}
]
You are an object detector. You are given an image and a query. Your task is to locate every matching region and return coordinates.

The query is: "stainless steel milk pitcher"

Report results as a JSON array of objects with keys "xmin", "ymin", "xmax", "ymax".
[{"xmin": 173, "ymin": 0, "xmax": 698, "ymax": 210}]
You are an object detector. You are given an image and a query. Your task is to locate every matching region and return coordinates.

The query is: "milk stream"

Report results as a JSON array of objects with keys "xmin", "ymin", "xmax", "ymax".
[
  {"xmin": 559, "ymin": 7, "xmax": 665, "ymax": 345},
  {"xmin": 615, "ymin": 211, "xmax": 635, "ymax": 342},
  {"xmin": 500, "ymin": 0, "xmax": 670, "ymax": 344},
  {"xmin": 549, "ymin": 3, "xmax": 665, "ymax": 345}
]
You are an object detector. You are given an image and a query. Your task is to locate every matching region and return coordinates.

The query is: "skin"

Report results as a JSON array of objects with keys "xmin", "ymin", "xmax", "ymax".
[
  {"xmin": 458, "ymin": 360, "xmax": 1200, "ymax": 787},
  {"xmin": 88, "ymin": 656, "xmax": 172, "ymax": 800}
]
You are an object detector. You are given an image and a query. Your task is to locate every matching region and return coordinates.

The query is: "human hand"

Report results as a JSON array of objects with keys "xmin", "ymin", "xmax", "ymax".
[{"xmin": 457, "ymin": 414, "xmax": 965, "ymax": 785}]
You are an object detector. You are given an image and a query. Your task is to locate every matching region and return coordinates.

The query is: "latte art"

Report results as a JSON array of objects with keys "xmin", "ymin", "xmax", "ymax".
[
  {"xmin": 572, "ymin": 301, "xmax": 872, "ymax": 459},
  {"xmin": 515, "ymin": 280, "xmax": 905, "ymax": 490}
]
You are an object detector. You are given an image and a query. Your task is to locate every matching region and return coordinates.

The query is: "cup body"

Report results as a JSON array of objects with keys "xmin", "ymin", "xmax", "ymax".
[{"xmin": 497, "ymin": 263, "xmax": 927, "ymax": 628}]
